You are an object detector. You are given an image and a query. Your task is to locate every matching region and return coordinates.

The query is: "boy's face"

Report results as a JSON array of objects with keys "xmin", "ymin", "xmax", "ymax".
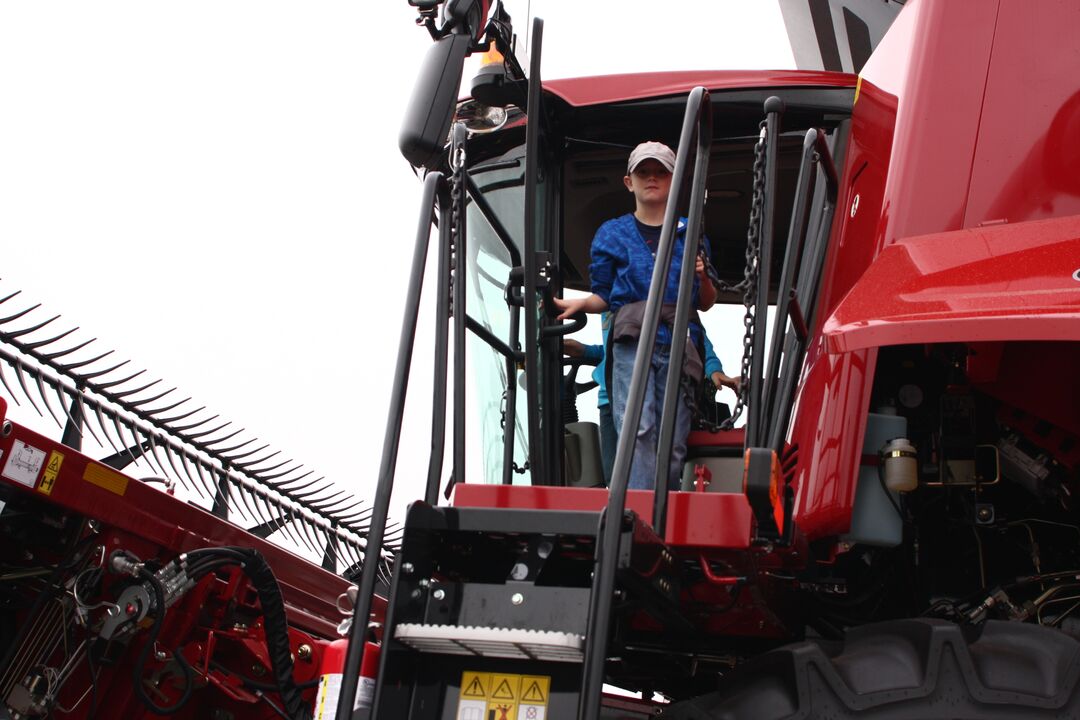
[{"xmin": 623, "ymin": 159, "xmax": 672, "ymax": 207}]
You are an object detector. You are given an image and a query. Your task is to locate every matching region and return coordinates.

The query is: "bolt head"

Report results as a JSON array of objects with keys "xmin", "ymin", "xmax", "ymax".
[
  {"xmin": 433, "ymin": 589, "xmax": 446, "ymax": 601},
  {"xmin": 401, "ymin": 562, "xmax": 415, "ymax": 575},
  {"xmin": 297, "ymin": 644, "xmax": 313, "ymax": 661},
  {"xmin": 511, "ymin": 592, "xmax": 525, "ymax": 606}
]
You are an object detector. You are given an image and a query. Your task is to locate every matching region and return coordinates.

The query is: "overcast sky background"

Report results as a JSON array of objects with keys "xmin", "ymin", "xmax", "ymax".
[{"xmin": 0, "ymin": 2, "xmax": 795, "ymax": 544}]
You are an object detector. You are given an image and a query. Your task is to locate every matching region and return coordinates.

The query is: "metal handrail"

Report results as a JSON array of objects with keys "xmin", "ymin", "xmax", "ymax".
[
  {"xmin": 579, "ymin": 85, "xmax": 712, "ymax": 720},
  {"xmin": 653, "ymin": 95, "xmax": 713, "ymax": 536},
  {"xmin": 521, "ymin": 18, "xmax": 545, "ymax": 484},
  {"xmin": 765, "ymin": 128, "xmax": 840, "ymax": 453},
  {"xmin": 338, "ymin": 170, "xmax": 444, "ymax": 719},
  {"xmin": 747, "ymin": 97, "xmax": 785, "ymax": 448}
]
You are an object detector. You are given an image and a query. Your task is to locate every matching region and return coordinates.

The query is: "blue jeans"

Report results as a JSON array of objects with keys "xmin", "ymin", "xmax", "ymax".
[
  {"xmin": 611, "ymin": 341, "xmax": 691, "ymax": 490},
  {"xmin": 598, "ymin": 403, "xmax": 616, "ymax": 486}
]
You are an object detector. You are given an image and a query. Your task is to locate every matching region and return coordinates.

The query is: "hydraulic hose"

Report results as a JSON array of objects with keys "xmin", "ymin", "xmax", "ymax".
[
  {"xmin": 132, "ymin": 567, "xmax": 194, "ymax": 715},
  {"xmin": 184, "ymin": 547, "xmax": 309, "ymax": 720}
]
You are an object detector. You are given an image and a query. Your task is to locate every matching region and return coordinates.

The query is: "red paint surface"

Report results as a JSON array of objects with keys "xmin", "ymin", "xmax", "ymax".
[
  {"xmin": 787, "ymin": 0, "xmax": 1080, "ymax": 539},
  {"xmin": 824, "ymin": 215, "xmax": 1080, "ymax": 353},
  {"xmin": 452, "ymin": 484, "xmax": 753, "ymax": 549},
  {"xmin": 544, "ymin": 70, "xmax": 854, "ymax": 107},
  {"xmin": 0, "ymin": 416, "xmax": 373, "ymax": 639}
]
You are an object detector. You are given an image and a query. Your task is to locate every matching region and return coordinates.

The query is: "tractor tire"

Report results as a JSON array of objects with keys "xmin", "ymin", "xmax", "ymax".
[{"xmin": 663, "ymin": 619, "xmax": 1080, "ymax": 719}]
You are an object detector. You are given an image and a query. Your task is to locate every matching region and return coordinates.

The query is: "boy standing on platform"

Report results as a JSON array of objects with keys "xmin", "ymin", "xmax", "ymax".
[{"xmin": 554, "ymin": 141, "xmax": 717, "ymax": 490}]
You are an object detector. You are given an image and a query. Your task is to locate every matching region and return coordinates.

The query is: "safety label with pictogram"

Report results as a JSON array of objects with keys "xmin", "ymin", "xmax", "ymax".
[
  {"xmin": 37, "ymin": 450, "xmax": 64, "ymax": 495},
  {"xmin": 2, "ymin": 440, "xmax": 45, "ymax": 488},
  {"xmin": 456, "ymin": 671, "xmax": 550, "ymax": 720}
]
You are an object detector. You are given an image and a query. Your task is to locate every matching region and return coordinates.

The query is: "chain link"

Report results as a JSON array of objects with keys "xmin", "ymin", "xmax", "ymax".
[
  {"xmin": 448, "ymin": 128, "xmax": 466, "ymax": 320},
  {"xmin": 721, "ymin": 121, "xmax": 768, "ymax": 430}
]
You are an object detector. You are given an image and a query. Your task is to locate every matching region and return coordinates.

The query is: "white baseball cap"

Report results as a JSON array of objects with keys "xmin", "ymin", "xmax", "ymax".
[{"xmin": 627, "ymin": 141, "xmax": 676, "ymax": 174}]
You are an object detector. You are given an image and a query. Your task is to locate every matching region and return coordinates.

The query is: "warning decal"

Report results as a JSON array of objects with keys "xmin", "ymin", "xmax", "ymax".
[
  {"xmin": 462, "ymin": 674, "xmax": 486, "ymax": 698},
  {"xmin": 521, "ymin": 679, "xmax": 546, "ymax": 704},
  {"xmin": 455, "ymin": 671, "xmax": 550, "ymax": 720},
  {"xmin": 2, "ymin": 440, "xmax": 46, "ymax": 488},
  {"xmin": 38, "ymin": 451, "xmax": 64, "ymax": 495}
]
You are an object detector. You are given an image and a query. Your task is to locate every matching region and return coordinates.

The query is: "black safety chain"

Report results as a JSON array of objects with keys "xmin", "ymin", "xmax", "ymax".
[
  {"xmin": 448, "ymin": 133, "xmax": 467, "ymax": 318},
  {"xmin": 722, "ymin": 121, "xmax": 767, "ymax": 430}
]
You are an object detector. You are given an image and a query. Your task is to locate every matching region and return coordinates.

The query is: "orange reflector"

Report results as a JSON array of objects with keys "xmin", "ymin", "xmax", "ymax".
[
  {"xmin": 479, "ymin": 45, "xmax": 504, "ymax": 67},
  {"xmin": 742, "ymin": 447, "xmax": 785, "ymax": 537}
]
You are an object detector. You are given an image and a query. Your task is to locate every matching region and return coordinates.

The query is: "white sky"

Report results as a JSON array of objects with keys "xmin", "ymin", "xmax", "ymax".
[{"xmin": 0, "ymin": 2, "xmax": 795, "ymax": 533}]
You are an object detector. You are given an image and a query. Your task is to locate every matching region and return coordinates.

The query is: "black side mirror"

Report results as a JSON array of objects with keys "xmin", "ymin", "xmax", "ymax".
[{"xmin": 398, "ymin": 32, "xmax": 472, "ymax": 169}]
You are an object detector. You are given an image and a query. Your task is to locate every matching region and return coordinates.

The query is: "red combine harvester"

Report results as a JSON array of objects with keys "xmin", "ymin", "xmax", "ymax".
[
  {"xmin": 334, "ymin": 0, "xmax": 1080, "ymax": 718},
  {"xmin": 3, "ymin": 1, "xmax": 1080, "ymax": 719}
]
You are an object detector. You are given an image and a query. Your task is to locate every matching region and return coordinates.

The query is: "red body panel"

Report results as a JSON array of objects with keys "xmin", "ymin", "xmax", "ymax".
[
  {"xmin": 452, "ymin": 484, "xmax": 753, "ymax": 549},
  {"xmin": 824, "ymin": 215, "xmax": 1080, "ymax": 353},
  {"xmin": 789, "ymin": 0, "xmax": 1080, "ymax": 539},
  {"xmin": 0, "ymin": 406, "xmax": 376, "ymax": 639},
  {"xmin": 543, "ymin": 70, "xmax": 854, "ymax": 107}
]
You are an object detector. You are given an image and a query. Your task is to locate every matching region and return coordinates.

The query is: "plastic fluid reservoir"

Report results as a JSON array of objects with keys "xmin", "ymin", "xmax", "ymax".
[
  {"xmin": 844, "ymin": 413, "xmax": 909, "ymax": 548},
  {"xmin": 882, "ymin": 437, "xmax": 918, "ymax": 492}
]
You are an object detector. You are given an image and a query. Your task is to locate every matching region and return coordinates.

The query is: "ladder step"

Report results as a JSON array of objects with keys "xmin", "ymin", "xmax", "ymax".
[{"xmin": 395, "ymin": 623, "xmax": 584, "ymax": 663}]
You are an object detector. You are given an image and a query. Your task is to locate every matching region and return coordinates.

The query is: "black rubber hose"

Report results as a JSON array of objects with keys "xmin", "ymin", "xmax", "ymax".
[
  {"xmin": 132, "ymin": 567, "xmax": 194, "ymax": 715},
  {"xmin": 187, "ymin": 547, "xmax": 309, "ymax": 720},
  {"xmin": 235, "ymin": 549, "xmax": 309, "ymax": 720}
]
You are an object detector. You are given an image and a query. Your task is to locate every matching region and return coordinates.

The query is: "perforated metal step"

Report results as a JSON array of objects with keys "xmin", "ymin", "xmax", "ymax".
[{"xmin": 394, "ymin": 623, "xmax": 584, "ymax": 663}]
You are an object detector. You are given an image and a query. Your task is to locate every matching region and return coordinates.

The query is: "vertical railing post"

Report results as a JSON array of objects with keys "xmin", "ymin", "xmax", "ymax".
[
  {"xmin": 521, "ymin": 18, "xmax": 546, "ymax": 484},
  {"xmin": 425, "ymin": 179, "xmax": 452, "ymax": 505},
  {"xmin": 339, "ymin": 170, "xmax": 441, "ymax": 720},
  {"xmin": 747, "ymin": 96, "xmax": 785, "ymax": 447},
  {"xmin": 653, "ymin": 93, "xmax": 712, "ymax": 536}
]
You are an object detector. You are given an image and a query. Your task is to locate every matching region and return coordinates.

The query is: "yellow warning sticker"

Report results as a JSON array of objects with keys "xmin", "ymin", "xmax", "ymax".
[
  {"xmin": 83, "ymin": 462, "xmax": 128, "ymax": 496},
  {"xmin": 37, "ymin": 450, "xmax": 64, "ymax": 495},
  {"xmin": 456, "ymin": 671, "xmax": 550, "ymax": 720}
]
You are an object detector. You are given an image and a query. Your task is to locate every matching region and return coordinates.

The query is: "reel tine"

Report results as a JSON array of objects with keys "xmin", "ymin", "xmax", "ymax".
[
  {"xmin": 78, "ymin": 358, "xmax": 130, "ymax": 382},
  {"xmin": 113, "ymin": 415, "xmax": 147, "ymax": 471},
  {"xmin": 24, "ymin": 325, "xmax": 78, "ymax": 351},
  {"xmin": 56, "ymin": 386, "xmax": 87, "ymax": 442},
  {"xmin": 253, "ymin": 488, "xmax": 284, "ymax": 531},
  {"xmin": 0, "ymin": 304, "xmax": 43, "ymax": 327},
  {"xmin": 129, "ymin": 387, "xmax": 176, "ymax": 409},
  {"xmin": 145, "ymin": 431, "xmax": 173, "ymax": 480},
  {"xmin": 220, "ymin": 474, "xmax": 255, "ymax": 525},
  {"xmin": 192, "ymin": 459, "xmax": 221, "ymax": 505},
  {"xmin": 65, "ymin": 349, "xmax": 114, "ymax": 372},
  {"xmin": 0, "ymin": 359, "xmax": 23, "ymax": 407},
  {"xmin": 92, "ymin": 402, "xmax": 124, "ymax": 458},
  {"xmin": 73, "ymin": 394, "xmax": 102, "ymax": 446},
  {"xmin": 294, "ymin": 509, "xmax": 325, "ymax": 557},
  {"xmin": 152, "ymin": 431, "xmax": 179, "ymax": 481},
  {"xmin": 55, "ymin": 384, "xmax": 85, "ymax": 440},
  {"xmin": 95, "ymin": 368, "xmax": 146, "ymax": 391},
  {"xmin": 231, "ymin": 479, "xmax": 263, "ymax": 525},
  {"xmin": 143, "ymin": 396, "xmax": 191, "ymax": 417},
  {"xmin": 221, "ymin": 444, "xmax": 269, "ymax": 464},
  {"xmin": 13, "ymin": 360, "xmax": 43, "ymax": 416},
  {"xmin": 111, "ymin": 378, "xmax": 161, "ymax": 400},
  {"xmin": 170, "ymin": 444, "xmax": 199, "ymax": 495},
  {"xmin": 199, "ymin": 425, "xmax": 241, "ymax": 446},
  {"xmin": 234, "ymin": 450, "xmax": 281, "ymax": 471},
  {"xmin": 32, "ymin": 371, "xmax": 63, "ymax": 428},
  {"xmin": 266, "ymin": 469, "xmax": 315, "ymax": 491},
  {"xmin": 0, "ymin": 289, "xmax": 23, "ymax": 306},
  {"xmin": 203, "ymin": 433, "xmax": 247, "ymax": 451},
  {"xmin": 158, "ymin": 405, "xmax": 205, "ymax": 426},
  {"xmin": 184, "ymin": 420, "xmax": 229, "ymax": 440},
  {"xmin": 42, "ymin": 336, "xmax": 96, "ymax": 362},
  {"xmin": 168, "ymin": 413, "xmax": 218, "ymax": 434}
]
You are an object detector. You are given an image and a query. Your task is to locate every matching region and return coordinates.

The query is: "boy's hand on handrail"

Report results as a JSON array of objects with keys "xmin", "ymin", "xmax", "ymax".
[{"xmin": 552, "ymin": 293, "xmax": 608, "ymax": 320}]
